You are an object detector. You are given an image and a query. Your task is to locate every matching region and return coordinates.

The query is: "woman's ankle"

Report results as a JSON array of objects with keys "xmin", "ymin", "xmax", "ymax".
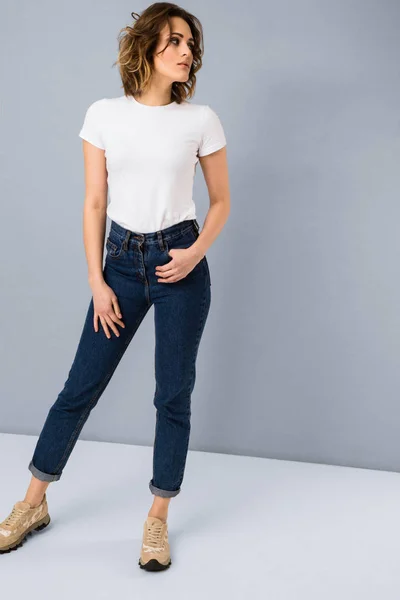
[{"xmin": 24, "ymin": 493, "xmax": 45, "ymax": 508}]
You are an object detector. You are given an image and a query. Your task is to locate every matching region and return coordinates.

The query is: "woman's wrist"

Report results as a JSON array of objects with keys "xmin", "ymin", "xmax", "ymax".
[{"xmin": 88, "ymin": 272, "xmax": 105, "ymax": 286}]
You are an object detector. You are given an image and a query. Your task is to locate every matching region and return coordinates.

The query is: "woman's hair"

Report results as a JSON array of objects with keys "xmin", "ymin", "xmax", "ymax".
[{"xmin": 113, "ymin": 3, "xmax": 204, "ymax": 104}]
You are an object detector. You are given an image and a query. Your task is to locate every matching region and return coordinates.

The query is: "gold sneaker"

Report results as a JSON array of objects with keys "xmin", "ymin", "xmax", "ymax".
[
  {"xmin": 0, "ymin": 493, "xmax": 50, "ymax": 553},
  {"xmin": 138, "ymin": 516, "xmax": 171, "ymax": 571}
]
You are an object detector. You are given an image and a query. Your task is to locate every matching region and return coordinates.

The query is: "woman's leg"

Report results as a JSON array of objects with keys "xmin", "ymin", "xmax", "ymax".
[
  {"xmin": 24, "ymin": 477, "xmax": 50, "ymax": 507},
  {"xmin": 148, "ymin": 227, "xmax": 212, "ymax": 504},
  {"xmin": 27, "ymin": 251, "xmax": 151, "ymax": 489},
  {"xmin": 148, "ymin": 497, "xmax": 171, "ymax": 522}
]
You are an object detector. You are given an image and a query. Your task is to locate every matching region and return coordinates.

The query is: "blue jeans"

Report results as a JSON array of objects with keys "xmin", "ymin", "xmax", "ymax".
[{"xmin": 28, "ymin": 218, "xmax": 211, "ymax": 498}]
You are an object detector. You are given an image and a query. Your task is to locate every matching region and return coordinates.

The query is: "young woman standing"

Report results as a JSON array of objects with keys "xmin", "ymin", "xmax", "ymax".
[{"xmin": 0, "ymin": 2, "xmax": 229, "ymax": 572}]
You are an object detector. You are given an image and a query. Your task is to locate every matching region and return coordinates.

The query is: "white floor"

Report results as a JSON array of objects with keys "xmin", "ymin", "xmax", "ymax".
[{"xmin": 1, "ymin": 432, "xmax": 400, "ymax": 599}]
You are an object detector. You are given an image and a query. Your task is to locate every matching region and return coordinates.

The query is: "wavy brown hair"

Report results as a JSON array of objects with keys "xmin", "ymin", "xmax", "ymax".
[{"xmin": 113, "ymin": 3, "xmax": 204, "ymax": 104}]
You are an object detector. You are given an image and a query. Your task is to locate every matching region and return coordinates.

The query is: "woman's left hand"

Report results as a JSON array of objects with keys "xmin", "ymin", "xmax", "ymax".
[{"xmin": 155, "ymin": 247, "xmax": 203, "ymax": 283}]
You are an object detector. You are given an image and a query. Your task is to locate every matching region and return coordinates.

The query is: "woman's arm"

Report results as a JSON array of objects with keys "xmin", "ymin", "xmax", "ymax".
[
  {"xmin": 192, "ymin": 146, "xmax": 230, "ymax": 259},
  {"xmin": 81, "ymin": 140, "xmax": 108, "ymax": 286}
]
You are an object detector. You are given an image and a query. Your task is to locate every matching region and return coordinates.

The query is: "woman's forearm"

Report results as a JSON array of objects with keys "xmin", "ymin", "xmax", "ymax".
[{"xmin": 83, "ymin": 204, "xmax": 107, "ymax": 286}]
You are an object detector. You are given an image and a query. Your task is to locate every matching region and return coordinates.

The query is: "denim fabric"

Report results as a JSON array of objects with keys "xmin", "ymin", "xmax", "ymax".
[{"xmin": 28, "ymin": 218, "xmax": 211, "ymax": 498}]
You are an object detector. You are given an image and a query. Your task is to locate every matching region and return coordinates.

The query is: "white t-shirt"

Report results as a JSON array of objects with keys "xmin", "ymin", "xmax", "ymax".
[{"xmin": 78, "ymin": 94, "xmax": 227, "ymax": 233}]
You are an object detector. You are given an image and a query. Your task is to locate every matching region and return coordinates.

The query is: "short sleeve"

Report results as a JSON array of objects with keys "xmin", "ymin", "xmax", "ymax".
[
  {"xmin": 198, "ymin": 105, "xmax": 226, "ymax": 157},
  {"xmin": 78, "ymin": 100, "xmax": 105, "ymax": 149}
]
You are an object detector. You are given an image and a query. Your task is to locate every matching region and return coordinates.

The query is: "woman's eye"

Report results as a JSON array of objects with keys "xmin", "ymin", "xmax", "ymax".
[{"xmin": 171, "ymin": 38, "xmax": 194, "ymax": 51}]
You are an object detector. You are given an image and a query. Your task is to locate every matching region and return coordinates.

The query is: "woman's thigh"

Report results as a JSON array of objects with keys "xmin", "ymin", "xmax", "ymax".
[
  {"xmin": 62, "ymin": 260, "xmax": 151, "ymax": 397},
  {"xmin": 153, "ymin": 280, "xmax": 211, "ymax": 402}
]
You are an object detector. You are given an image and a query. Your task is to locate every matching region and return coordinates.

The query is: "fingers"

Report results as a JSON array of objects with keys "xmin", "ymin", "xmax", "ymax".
[
  {"xmin": 103, "ymin": 314, "xmax": 121, "ymax": 339},
  {"xmin": 156, "ymin": 267, "xmax": 175, "ymax": 279},
  {"xmin": 94, "ymin": 308, "xmax": 125, "ymax": 339},
  {"xmin": 155, "ymin": 249, "xmax": 193, "ymax": 282},
  {"xmin": 111, "ymin": 297, "xmax": 123, "ymax": 319},
  {"xmin": 155, "ymin": 261, "xmax": 172, "ymax": 272},
  {"xmin": 98, "ymin": 314, "xmax": 118, "ymax": 339},
  {"xmin": 156, "ymin": 260, "xmax": 187, "ymax": 283},
  {"xmin": 92, "ymin": 282, "xmax": 126, "ymax": 339},
  {"xmin": 157, "ymin": 267, "xmax": 183, "ymax": 283},
  {"xmin": 99, "ymin": 315, "xmax": 111, "ymax": 339},
  {"xmin": 155, "ymin": 263, "xmax": 174, "ymax": 277}
]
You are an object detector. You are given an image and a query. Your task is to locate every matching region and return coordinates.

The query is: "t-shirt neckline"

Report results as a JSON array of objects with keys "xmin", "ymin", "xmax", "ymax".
[{"xmin": 124, "ymin": 94, "xmax": 177, "ymax": 109}]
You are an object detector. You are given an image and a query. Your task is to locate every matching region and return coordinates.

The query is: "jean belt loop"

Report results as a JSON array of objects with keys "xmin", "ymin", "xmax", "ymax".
[
  {"xmin": 157, "ymin": 230, "xmax": 165, "ymax": 252},
  {"xmin": 123, "ymin": 230, "xmax": 131, "ymax": 251},
  {"xmin": 193, "ymin": 219, "xmax": 200, "ymax": 233}
]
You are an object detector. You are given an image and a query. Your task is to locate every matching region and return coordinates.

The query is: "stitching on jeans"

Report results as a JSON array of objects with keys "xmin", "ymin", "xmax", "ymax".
[
  {"xmin": 106, "ymin": 237, "xmax": 125, "ymax": 259},
  {"xmin": 160, "ymin": 225, "xmax": 195, "ymax": 247},
  {"xmin": 52, "ymin": 304, "xmax": 151, "ymax": 475},
  {"xmin": 167, "ymin": 224, "xmax": 194, "ymax": 241},
  {"xmin": 157, "ymin": 225, "xmax": 195, "ymax": 255}
]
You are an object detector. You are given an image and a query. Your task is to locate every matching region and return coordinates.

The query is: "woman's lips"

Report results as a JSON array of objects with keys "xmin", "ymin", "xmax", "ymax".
[{"xmin": 177, "ymin": 63, "xmax": 189, "ymax": 69}]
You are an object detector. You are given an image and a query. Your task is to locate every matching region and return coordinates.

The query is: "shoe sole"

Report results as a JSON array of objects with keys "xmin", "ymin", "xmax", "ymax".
[
  {"xmin": 0, "ymin": 513, "xmax": 51, "ymax": 553},
  {"xmin": 138, "ymin": 557, "xmax": 172, "ymax": 571}
]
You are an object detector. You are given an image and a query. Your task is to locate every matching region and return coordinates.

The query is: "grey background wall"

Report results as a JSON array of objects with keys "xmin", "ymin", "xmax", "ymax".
[{"xmin": 1, "ymin": 1, "xmax": 399, "ymax": 472}]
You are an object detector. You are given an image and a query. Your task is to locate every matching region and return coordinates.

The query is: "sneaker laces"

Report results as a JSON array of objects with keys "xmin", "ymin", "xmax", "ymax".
[
  {"xmin": 145, "ymin": 522, "xmax": 165, "ymax": 552},
  {"xmin": 4, "ymin": 507, "xmax": 26, "ymax": 528}
]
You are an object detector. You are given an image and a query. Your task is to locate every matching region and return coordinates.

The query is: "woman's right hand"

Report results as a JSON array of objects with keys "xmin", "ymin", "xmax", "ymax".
[{"xmin": 91, "ymin": 279, "xmax": 125, "ymax": 339}]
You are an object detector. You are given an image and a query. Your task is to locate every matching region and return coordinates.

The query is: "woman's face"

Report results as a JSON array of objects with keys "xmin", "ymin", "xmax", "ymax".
[{"xmin": 153, "ymin": 17, "xmax": 194, "ymax": 82}]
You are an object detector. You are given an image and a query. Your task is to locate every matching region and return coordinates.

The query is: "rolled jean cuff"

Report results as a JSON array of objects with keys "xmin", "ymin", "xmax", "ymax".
[
  {"xmin": 28, "ymin": 460, "xmax": 61, "ymax": 482},
  {"xmin": 149, "ymin": 479, "xmax": 181, "ymax": 498}
]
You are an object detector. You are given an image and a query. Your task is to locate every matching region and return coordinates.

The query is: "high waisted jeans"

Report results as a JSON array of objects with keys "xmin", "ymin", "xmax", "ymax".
[{"xmin": 28, "ymin": 218, "xmax": 211, "ymax": 497}]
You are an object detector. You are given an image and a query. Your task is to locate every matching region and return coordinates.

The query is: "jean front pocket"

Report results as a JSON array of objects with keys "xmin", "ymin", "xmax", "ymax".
[
  {"xmin": 165, "ymin": 227, "xmax": 197, "ymax": 252},
  {"xmin": 163, "ymin": 227, "xmax": 210, "ymax": 282},
  {"xmin": 105, "ymin": 233, "xmax": 125, "ymax": 259}
]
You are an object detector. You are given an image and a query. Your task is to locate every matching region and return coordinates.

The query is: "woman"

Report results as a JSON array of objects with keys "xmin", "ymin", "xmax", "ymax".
[{"xmin": 0, "ymin": 2, "xmax": 229, "ymax": 571}]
